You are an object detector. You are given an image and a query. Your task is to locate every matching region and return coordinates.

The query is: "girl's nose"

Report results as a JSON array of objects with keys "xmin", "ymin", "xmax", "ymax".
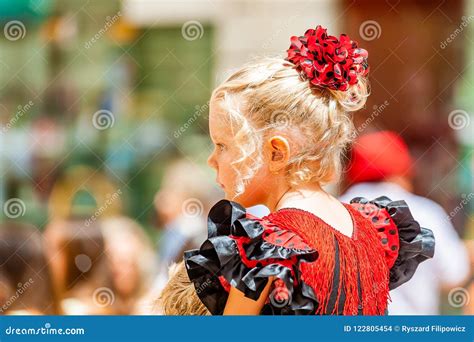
[{"xmin": 207, "ymin": 151, "xmax": 216, "ymax": 169}]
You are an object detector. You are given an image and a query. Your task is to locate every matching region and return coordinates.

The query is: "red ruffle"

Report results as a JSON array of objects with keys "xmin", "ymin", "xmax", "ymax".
[{"xmin": 349, "ymin": 202, "xmax": 399, "ymax": 268}]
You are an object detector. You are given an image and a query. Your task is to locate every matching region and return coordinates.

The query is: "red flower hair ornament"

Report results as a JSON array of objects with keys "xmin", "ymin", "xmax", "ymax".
[{"xmin": 286, "ymin": 25, "xmax": 369, "ymax": 91}]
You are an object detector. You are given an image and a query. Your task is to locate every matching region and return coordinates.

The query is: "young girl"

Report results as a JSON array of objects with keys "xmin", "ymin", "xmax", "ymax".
[{"xmin": 180, "ymin": 25, "xmax": 435, "ymax": 315}]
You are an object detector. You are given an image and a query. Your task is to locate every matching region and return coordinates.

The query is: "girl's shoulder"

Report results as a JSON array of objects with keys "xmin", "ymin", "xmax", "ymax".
[
  {"xmin": 184, "ymin": 199, "xmax": 319, "ymax": 315},
  {"xmin": 204, "ymin": 199, "xmax": 318, "ymax": 257}
]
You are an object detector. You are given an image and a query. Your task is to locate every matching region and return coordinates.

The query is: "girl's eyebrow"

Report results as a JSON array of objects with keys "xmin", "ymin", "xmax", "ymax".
[
  {"xmin": 214, "ymin": 136, "xmax": 227, "ymax": 144},
  {"xmin": 210, "ymin": 130, "xmax": 224, "ymax": 143},
  {"xmin": 209, "ymin": 132, "xmax": 217, "ymax": 143}
]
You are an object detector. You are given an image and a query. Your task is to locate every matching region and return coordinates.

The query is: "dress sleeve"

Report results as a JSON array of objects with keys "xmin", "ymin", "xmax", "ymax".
[
  {"xmin": 184, "ymin": 199, "xmax": 319, "ymax": 315},
  {"xmin": 349, "ymin": 196, "xmax": 435, "ymax": 290}
]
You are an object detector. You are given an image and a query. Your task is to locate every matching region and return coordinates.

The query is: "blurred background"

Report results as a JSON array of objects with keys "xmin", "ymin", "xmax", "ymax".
[{"xmin": 0, "ymin": 0, "xmax": 472, "ymax": 315}]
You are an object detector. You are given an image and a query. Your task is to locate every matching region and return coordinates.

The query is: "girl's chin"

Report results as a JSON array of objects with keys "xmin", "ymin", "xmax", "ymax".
[
  {"xmin": 223, "ymin": 191, "xmax": 239, "ymax": 203},
  {"xmin": 223, "ymin": 192, "xmax": 234, "ymax": 201},
  {"xmin": 221, "ymin": 187, "xmax": 259, "ymax": 207},
  {"xmin": 227, "ymin": 194, "xmax": 257, "ymax": 208}
]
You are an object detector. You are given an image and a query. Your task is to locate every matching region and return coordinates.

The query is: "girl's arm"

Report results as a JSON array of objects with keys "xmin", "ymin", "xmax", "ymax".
[{"xmin": 223, "ymin": 276, "xmax": 275, "ymax": 315}]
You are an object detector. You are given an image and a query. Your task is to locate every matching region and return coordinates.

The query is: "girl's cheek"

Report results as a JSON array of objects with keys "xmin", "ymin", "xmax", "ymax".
[{"xmin": 223, "ymin": 153, "xmax": 235, "ymax": 174}]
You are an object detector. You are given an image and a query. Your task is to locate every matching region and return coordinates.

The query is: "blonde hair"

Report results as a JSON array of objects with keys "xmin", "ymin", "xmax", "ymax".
[
  {"xmin": 158, "ymin": 261, "xmax": 209, "ymax": 315},
  {"xmin": 212, "ymin": 57, "xmax": 369, "ymax": 197}
]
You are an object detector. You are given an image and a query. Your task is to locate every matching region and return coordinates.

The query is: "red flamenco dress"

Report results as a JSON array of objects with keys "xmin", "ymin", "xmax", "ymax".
[{"xmin": 184, "ymin": 196, "xmax": 435, "ymax": 315}]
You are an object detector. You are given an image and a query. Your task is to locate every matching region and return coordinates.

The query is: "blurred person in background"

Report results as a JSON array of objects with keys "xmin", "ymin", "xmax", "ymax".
[
  {"xmin": 100, "ymin": 216, "xmax": 157, "ymax": 314},
  {"xmin": 0, "ymin": 222, "xmax": 58, "ymax": 315},
  {"xmin": 340, "ymin": 130, "xmax": 470, "ymax": 315},
  {"xmin": 153, "ymin": 159, "xmax": 218, "ymax": 282},
  {"xmin": 44, "ymin": 219, "xmax": 119, "ymax": 315}
]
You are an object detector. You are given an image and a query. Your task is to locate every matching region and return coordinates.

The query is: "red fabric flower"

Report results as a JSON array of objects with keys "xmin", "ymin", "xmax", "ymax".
[{"xmin": 286, "ymin": 25, "xmax": 369, "ymax": 91}]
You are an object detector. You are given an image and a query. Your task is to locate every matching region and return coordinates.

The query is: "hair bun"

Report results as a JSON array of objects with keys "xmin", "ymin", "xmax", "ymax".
[{"xmin": 286, "ymin": 25, "xmax": 369, "ymax": 92}]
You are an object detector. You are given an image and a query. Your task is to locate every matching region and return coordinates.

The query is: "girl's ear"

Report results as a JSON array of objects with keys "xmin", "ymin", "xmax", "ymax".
[{"xmin": 267, "ymin": 135, "xmax": 290, "ymax": 172}]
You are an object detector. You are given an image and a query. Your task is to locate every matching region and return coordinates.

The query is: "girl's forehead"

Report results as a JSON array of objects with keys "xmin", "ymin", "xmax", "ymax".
[{"xmin": 209, "ymin": 103, "xmax": 230, "ymax": 136}]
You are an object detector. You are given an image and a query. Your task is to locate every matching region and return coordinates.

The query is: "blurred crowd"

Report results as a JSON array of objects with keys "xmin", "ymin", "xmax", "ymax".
[{"xmin": 0, "ymin": 158, "xmax": 220, "ymax": 315}]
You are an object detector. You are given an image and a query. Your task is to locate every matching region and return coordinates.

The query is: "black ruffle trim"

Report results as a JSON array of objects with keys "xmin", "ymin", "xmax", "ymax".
[
  {"xmin": 350, "ymin": 196, "xmax": 435, "ymax": 290},
  {"xmin": 184, "ymin": 199, "xmax": 319, "ymax": 315}
]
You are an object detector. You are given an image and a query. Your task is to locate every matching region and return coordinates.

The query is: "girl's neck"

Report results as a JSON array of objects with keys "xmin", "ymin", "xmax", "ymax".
[{"xmin": 268, "ymin": 182, "xmax": 329, "ymax": 212}]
